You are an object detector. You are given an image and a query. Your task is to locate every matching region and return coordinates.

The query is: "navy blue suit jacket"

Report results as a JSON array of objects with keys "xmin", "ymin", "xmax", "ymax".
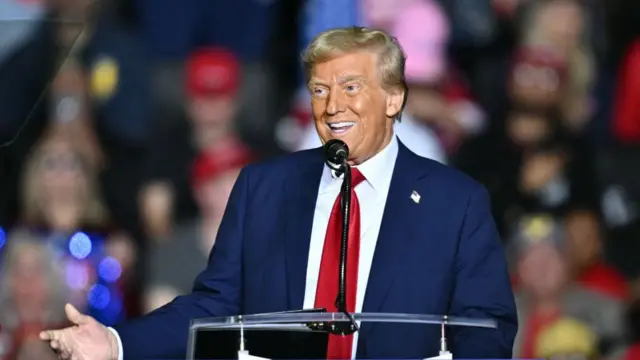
[{"xmin": 115, "ymin": 142, "xmax": 518, "ymax": 359}]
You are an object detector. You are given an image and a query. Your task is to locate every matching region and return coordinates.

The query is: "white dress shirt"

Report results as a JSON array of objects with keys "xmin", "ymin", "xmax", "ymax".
[
  {"xmin": 109, "ymin": 136, "xmax": 399, "ymax": 360},
  {"xmin": 303, "ymin": 135, "xmax": 397, "ymax": 358},
  {"xmin": 297, "ymin": 114, "xmax": 446, "ymax": 164}
]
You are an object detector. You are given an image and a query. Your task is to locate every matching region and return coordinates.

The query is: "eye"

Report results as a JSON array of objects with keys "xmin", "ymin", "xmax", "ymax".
[
  {"xmin": 345, "ymin": 84, "xmax": 360, "ymax": 93},
  {"xmin": 312, "ymin": 87, "xmax": 328, "ymax": 98}
]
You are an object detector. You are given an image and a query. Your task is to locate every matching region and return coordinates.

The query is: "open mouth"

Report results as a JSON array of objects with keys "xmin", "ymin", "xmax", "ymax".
[{"xmin": 327, "ymin": 121, "xmax": 356, "ymax": 135}]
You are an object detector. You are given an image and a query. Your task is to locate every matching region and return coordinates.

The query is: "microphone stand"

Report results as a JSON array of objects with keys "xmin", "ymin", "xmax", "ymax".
[
  {"xmin": 330, "ymin": 163, "xmax": 359, "ymax": 335},
  {"xmin": 309, "ymin": 143, "xmax": 359, "ymax": 336}
]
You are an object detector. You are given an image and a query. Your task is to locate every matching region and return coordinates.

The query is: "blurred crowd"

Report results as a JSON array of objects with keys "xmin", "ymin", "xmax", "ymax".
[{"xmin": 1, "ymin": 0, "xmax": 640, "ymax": 359}]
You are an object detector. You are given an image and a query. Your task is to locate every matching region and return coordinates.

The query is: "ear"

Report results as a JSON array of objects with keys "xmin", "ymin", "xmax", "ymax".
[{"xmin": 385, "ymin": 87, "xmax": 405, "ymax": 119}]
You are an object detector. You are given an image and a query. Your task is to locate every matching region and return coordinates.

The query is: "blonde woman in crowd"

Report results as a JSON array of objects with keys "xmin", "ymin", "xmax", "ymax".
[
  {"xmin": 520, "ymin": 0, "xmax": 595, "ymax": 132},
  {"xmin": 0, "ymin": 231, "xmax": 68, "ymax": 359},
  {"xmin": 20, "ymin": 132, "xmax": 107, "ymax": 235}
]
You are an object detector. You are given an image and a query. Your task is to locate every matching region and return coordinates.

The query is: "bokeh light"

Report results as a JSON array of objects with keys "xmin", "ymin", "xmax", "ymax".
[
  {"xmin": 0, "ymin": 227, "xmax": 5, "ymax": 250},
  {"xmin": 98, "ymin": 256, "xmax": 122, "ymax": 283},
  {"xmin": 68, "ymin": 232, "xmax": 92, "ymax": 259},
  {"xmin": 88, "ymin": 284, "xmax": 110, "ymax": 310}
]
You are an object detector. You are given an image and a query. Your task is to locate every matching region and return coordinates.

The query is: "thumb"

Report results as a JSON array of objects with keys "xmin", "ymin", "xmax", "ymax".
[{"xmin": 65, "ymin": 303, "xmax": 91, "ymax": 325}]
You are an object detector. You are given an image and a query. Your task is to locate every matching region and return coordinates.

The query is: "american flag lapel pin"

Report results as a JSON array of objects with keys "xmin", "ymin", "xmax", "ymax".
[{"xmin": 410, "ymin": 190, "xmax": 421, "ymax": 204}]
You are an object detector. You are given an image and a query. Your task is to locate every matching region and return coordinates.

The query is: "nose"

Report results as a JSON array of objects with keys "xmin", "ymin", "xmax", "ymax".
[{"xmin": 326, "ymin": 88, "xmax": 346, "ymax": 116}]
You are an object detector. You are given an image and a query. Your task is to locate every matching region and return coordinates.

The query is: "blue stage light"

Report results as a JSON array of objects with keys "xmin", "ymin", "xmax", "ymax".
[
  {"xmin": 69, "ymin": 232, "xmax": 92, "ymax": 259},
  {"xmin": 98, "ymin": 257, "xmax": 122, "ymax": 283},
  {"xmin": 88, "ymin": 284, "xmax": 110, "ymax": 309}
]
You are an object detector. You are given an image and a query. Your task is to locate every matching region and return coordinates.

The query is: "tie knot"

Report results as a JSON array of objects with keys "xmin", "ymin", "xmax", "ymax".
[{"xmin": 350, "ymin": 168, "xmax": 366, "ymax": 188}]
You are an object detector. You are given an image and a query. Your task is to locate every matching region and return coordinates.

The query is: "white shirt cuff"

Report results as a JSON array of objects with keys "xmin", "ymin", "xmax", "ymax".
[{"xmin": 107, "ymin": 327, "xmax": 123, "ymax": 360}]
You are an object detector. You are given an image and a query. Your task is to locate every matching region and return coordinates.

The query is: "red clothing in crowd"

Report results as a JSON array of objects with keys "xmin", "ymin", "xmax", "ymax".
[
  {"xmin": 520, "ymin": 308, "xmax": 561, "ymax": 358},
  {"xmin": 575, "ymin": 261, "xmax": 628, "ymax": 300},
  {"xmin": 613, "ymin": 39, "xmax": 640, "ymax": 143},
  {"xmin": 625, "ymin": 343, "xmax": 640, "ymax": 360}
]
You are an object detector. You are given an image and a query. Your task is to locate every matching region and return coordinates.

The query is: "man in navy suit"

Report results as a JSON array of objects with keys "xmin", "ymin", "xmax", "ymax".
[{"xmin": 41, "ymin": 26, "xmax": 517, "ymax": 360}]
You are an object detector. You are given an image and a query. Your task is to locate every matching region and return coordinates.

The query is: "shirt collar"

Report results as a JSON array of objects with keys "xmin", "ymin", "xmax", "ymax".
[{"xmin": 319, "ymin": 134, "xmax": 399, "ymax": 194}]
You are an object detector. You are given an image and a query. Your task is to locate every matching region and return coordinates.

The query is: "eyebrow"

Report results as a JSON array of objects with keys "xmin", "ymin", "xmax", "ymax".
[
  {"xmin": 337, "ymin": 75, "xmax": 365, "ymax": 84},
  {"xmin": 309, "ymin": 75, "xmax": 366, "ymax": 87}
]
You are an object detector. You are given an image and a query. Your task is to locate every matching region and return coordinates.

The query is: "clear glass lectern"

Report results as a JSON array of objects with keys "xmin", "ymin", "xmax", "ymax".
[{"xmin": 187, "ymin": 312, "xmax": 497, "ymax": 360}]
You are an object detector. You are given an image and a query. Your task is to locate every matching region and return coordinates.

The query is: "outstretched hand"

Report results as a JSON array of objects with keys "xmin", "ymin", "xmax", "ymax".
[{"xmin": 40, "ymin": 304, "xmax": 118, "ymax": 360}]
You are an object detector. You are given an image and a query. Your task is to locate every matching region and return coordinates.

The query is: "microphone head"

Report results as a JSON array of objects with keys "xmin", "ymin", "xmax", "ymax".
[{"xmin": 324, "ymin": 139, "xmax": 349, "ymax": 167}]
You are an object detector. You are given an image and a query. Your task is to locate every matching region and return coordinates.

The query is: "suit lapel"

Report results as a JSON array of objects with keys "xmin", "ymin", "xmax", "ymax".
[
  {"xmin": 284, "ymin": 148, "xmax": 325, "ymax": 309},
  {"xmin": 362, "ymin": 142, "xmax": 431, "ymax": 315}
]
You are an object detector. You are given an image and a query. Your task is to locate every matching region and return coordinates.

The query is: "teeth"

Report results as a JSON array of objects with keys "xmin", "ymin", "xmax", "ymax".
[{"xmin": 328, "ymin": 122, "xmax": 355, "ymax": 129}]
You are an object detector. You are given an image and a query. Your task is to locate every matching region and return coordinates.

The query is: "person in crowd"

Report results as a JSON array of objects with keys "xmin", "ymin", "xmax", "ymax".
[
  {"xmin": 18, "ymin": 134, "xmax": 107, "ymax": 236},
  {"xmin": 144, "ymin": 143, "xmax": 253, "ymax": 313},
  {"xmin": 518, "ymin": 0, "xmax": 595, "ymax": 133},
  {"xmin": 563, "ymin": 207, "xmax": 628, "ymax": 300},
  {"xmin": 0, "ymin": 232, "xmax": 68, "ymax": 359},
  {"xmin": 510, "ymin": 214, "xmax": 624, "ymax": 357}
]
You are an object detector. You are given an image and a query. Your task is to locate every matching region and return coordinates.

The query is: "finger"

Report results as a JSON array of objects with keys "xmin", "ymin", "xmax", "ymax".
[
  {"xmin": 65, "ymin": 303, "xmax": 90, "ymax": 325},
  {"xmin": 41, "ymin": 330, "xmax": 60, "ymax": 341},
  {"xmin": 51, "ymin": 340, "xmax": 60, "ymax": 349}
]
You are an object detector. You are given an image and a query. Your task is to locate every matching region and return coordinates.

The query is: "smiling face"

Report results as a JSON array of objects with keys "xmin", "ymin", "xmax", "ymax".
[{"xmin": 309, "ymin": 51, "xmax": 403, "ymax": 165}]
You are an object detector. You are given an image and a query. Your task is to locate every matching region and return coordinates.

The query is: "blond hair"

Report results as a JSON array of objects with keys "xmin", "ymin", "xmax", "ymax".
[
  {"xmin": 21, "ymin": 134, "xmax": 107, "ymax": 227},
  {"xmin": 302, "ymin": 26, "xmax": 407, "ymax": 119}
]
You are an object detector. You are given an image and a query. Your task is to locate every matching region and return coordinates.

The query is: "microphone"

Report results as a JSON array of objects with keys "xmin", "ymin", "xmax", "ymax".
[
  {"xmin": 321, "ymin": 139, "xmax": 359, "ymax": 336},
  {"xmin": 323, "ymin": 139, "xmax": 349, "ymax": 173}
]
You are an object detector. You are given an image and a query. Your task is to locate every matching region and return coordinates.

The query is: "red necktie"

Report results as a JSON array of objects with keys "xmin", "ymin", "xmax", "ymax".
[{"xmin": 314, "ymin": 168, "xmax": 366, "ymax": 360}]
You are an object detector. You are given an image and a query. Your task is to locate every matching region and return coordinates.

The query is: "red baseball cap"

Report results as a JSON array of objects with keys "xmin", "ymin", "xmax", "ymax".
[{"xmin": 186, "ymin": 48, "xmax": 240, "ymax": 97}]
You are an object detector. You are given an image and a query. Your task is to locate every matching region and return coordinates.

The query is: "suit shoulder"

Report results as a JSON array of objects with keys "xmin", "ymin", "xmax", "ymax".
[
  {"xmin": 416, "ymin": 156, "xmax": 485, "ymax": 195},
  {"xmin": 243, "ymin": 148, "xmax": 322, "ymax": 179}
]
